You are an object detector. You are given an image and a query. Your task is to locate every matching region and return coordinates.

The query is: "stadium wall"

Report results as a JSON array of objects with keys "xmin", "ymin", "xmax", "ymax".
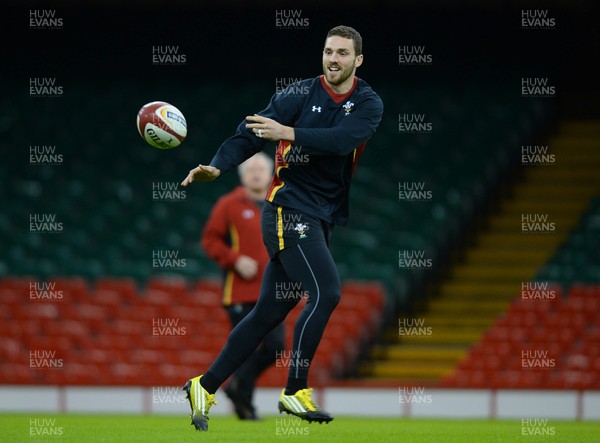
[{"xmin": 1, "ymin": 387, "xmax": 599, "ymax": 420}]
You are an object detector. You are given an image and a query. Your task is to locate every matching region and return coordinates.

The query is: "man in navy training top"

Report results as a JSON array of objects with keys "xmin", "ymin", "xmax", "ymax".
[{"xmin": 181, "ymin": 24, "xmax": 383, "ymax": 432}]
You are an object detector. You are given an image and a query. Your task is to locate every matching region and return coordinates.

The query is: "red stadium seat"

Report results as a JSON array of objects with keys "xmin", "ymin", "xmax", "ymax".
[
  {"xmin": 568, "ymin": 284, "xmax": 597, "ymax": 299},
  {"xmin": 193, "ymin": 280, "xmax": 222, "ymax": 293},
  {"xmin": 50, "ymin": 276, "xmax": 90, "ymax": 301},
  {"xmin": 1, "ymin": 277, "xmax": 35, "ymax": 291},
  {"xmin": 1, "ymin": 276, "xmax": 385, "ymax": 386},
  {"xmin": 92, "ymin": 289, "xmax": 123, "ymax": 306},
  {"xmin": 147, "ymin": 276, "xmax": 189, "ymax": 298},
  {"xmin": 141, "ymin": 289, "xmax": 173, "ymax": 306},
  {"xmin": 189, "ymin": 289, "xmax": 222, "ymax": 307},
  {"xmin": 0, "ymin": 288, "xmax": 20, "ymax": 306},
  {"xmin": 442, "ymin": 281, "xmax": 600, "ymax": 389},
  {"xmin": 95, "ymin": 277, "xmax": 139, "ymax": 303}
]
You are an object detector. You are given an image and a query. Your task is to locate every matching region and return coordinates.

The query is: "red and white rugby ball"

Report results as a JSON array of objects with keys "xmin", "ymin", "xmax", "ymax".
[{"xmin": 136, "ymin": 101, "xmax": 187, "ymax": 149}]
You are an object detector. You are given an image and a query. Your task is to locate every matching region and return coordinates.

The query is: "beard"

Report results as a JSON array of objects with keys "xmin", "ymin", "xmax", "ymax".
[{"xmin": 322, "ymin": 62, "xmax": 354, "ymax": 86}]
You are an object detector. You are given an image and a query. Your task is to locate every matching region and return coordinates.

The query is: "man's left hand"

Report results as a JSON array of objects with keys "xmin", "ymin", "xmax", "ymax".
[{"xmin": 245, "ymin": 114, "xmax": 295, "ymax": 142}]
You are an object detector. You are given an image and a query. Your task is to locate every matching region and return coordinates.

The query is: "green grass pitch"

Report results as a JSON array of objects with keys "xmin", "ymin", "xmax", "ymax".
[{"xmin": 3, "ymin": 414, "xmax": 599, "ymax": 443}]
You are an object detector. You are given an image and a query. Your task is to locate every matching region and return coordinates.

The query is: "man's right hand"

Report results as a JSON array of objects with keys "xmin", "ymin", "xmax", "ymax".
[
  {"xmin": 234, "ymin": 255, "xmax": 259, "ymax": 280},
  {"xmin": 181, "ymin": 164, "xmax": 221, "ymax": 186}
]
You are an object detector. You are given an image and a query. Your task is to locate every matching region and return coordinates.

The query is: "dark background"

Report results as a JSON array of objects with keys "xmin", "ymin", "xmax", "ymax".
[{"xmin": 6, "ymin": 1, "xmax": 599, "ymax": 95}]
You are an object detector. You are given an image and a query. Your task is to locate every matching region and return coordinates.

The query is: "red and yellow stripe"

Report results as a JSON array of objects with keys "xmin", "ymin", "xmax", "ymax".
[{"xmin": 267, "ymin": 141, "xmax": 292, "ymax": 202}]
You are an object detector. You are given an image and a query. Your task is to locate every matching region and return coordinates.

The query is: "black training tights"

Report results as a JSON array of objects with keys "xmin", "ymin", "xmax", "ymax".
[{"xmin": 201, "ymin": 240, "xmax": 341, "ymax": 394}]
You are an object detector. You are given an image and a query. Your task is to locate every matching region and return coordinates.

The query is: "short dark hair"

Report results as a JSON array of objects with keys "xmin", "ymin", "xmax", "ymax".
[{"xmin": 326, "ymin": 25, "xmax": 362, "ymax": 56}]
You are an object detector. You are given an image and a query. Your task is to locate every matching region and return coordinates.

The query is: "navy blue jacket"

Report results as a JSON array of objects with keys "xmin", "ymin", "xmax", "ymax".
[{"xmin": 209, "ymin": 75, "xmax": 383, "ymax": 225}]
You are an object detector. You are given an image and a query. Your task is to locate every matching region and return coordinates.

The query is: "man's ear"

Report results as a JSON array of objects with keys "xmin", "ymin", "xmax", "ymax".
[{"xmin": 355, "ymin": 54, "xmax": 364, "ymax": 68}]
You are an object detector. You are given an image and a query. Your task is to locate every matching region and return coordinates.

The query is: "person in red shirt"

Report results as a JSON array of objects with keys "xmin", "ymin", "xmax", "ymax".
[{"xmin": 201, "ymin": 152, "xmax": 283, "ymax": 420}]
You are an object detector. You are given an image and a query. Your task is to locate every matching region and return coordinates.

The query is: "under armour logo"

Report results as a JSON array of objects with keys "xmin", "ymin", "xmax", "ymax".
[{"xmin": 311, "ymin": 106, "xmax": 322, "ymax": 112}]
